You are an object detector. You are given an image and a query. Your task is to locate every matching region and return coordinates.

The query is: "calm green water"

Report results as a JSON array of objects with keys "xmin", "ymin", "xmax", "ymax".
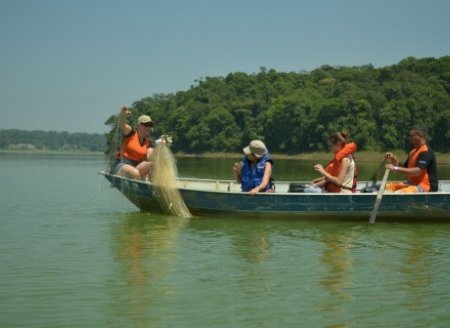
[{"xmin": 1, "ymin": 153, "xmax": 450, "ymax": 327}]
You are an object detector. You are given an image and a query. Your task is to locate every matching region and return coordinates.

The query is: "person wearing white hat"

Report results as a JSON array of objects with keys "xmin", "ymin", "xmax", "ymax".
[
  {"xmin": 111, "ymin": 106, "xmax": 155, "ymax": 180},
  {"xmin": 233, "ymin": 140, "xmax": 274, "ymax": 193}
]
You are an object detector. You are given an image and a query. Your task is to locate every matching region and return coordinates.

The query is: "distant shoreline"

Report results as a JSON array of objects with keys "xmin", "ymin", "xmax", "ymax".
[
  {"xmin": 3, "ymin": 149, "xmax": 450, "ymax": 164},
  {"xmin": 0, "ymin": 149, "xmax": 104, "ymax": 156}
]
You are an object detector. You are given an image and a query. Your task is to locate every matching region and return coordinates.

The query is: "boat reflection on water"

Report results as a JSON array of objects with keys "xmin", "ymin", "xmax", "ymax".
[
  {"xmin": 397, "ymin": 230, "xmax": 432, "ymax": 315},
  {"xmin": 229, "ymin": 225, "xmax": 271, "ymax": 264},
  {"xmin": 316, "ymin": 224, "xmax": 439, "ymax": 327},
  {"xmin": 320, "ymin": 233, "xmax": 354, "ymax": 300},
  {"xmin": 110, "ymin": 213, "xmax": 188, "ymax": 327},
  {"xmin": 317, "ymin": 227, "xmax": 358, "ymax": 328},
  {"xmin": 105, "ymin": 212, "xmax": 444, "ymax": 327}
]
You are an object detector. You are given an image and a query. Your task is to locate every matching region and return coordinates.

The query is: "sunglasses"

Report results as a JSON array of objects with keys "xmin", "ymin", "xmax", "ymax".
[{"xmin": 141, "ymin": 122, "xmax": 154, "ymax": 127}]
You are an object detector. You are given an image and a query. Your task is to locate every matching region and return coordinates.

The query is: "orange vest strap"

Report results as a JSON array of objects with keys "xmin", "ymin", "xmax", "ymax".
[
  {"xmin": 324, "ymin": 143, "xmax": 357, "ymax": 192},
  {"xmin": 407, "ymin": 144, "xmax": 430, "ymax": 192}
]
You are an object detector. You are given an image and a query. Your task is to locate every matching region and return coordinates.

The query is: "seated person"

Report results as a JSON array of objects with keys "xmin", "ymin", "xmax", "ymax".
[
  {"xmin": 233, "ymin": 140, "xmax": 274, "ymax": 194},
  {"xmin": 111, "ymin": 106, "xmax": 154, "ymax": 180},
  {"xmin": 309, "ymin": 133, "xmax": 357, "ymax": 193},
  {"xmin": 385, "ymin": 125, "xmax": 438, "ymax": 193}
]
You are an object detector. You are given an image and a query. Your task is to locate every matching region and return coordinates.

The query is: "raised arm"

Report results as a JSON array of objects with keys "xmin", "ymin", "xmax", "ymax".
[
  {"xmin": 233, "ymin": 162, "xmax": 242, "ymax": 183},
  {"xmin": 118, "ymin": 106, "xmax": 133, "ymax": 136}
]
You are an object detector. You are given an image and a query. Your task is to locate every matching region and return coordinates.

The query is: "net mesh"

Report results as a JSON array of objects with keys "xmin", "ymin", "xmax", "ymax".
[
  {"xmin": 151, "ymin": 144, "xmax": 192, "ymax": 218},
  {"xmin": 106, "ymin": 118, "xmax": 121, "ymax": 169}
]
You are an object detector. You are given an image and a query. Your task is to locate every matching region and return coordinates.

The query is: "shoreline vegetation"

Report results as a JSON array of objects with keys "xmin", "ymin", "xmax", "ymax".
[
  {"xmin": 104, "ymin": 55, "xmax": 450, "ymax": 155},
  {"xmin": 3, "ymin": 56, "xmax": 450, "ymax": 159},
  {"xmin": 0, "ymin": 149, "xmax": 104, "ymax": 156},
  {"xmin": 2, "ymin": 149, "xmax": 450, "ymax": 164}
]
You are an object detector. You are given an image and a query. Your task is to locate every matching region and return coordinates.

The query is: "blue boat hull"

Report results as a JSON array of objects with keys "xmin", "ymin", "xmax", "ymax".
[{"xmin": 102, "ymin": 172, "xmax": 450, "ymax": 219}]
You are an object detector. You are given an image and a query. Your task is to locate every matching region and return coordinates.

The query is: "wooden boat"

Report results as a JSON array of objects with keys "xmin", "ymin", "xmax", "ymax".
[{"xmin": 100, "ymin": 171, "xmax": 450, "ymax": 219}]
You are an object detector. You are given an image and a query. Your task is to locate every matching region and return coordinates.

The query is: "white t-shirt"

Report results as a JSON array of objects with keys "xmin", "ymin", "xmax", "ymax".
[{"xmin": 340, "ymin": 155, "xmax": 355, "ymax": 194}]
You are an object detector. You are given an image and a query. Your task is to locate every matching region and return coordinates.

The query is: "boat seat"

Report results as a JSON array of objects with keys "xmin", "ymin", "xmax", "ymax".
[{"xmin": 288, "ymin": 183, "xmax": 308, "ymax": 193}]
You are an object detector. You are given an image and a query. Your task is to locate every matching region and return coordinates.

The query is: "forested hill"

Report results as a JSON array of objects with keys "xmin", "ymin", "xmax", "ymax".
[
  {"xmin": 0, "ymin": 129, "xmax": 105, "ymax": 152},
  {"xmin": 105, "ymin": 56, "xmax": 450, "ymax": 154}
]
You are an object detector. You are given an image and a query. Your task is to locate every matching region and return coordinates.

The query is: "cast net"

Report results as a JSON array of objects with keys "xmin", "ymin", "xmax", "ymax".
[{"xmin": 151, "ymin": 144, "xmax": 192, "ymax": 218}]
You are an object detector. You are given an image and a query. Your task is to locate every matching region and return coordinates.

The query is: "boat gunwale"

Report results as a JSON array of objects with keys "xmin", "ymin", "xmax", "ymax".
[{"xmin": 99, "ymin": 171, "xmax": 450, "ymax": 197}]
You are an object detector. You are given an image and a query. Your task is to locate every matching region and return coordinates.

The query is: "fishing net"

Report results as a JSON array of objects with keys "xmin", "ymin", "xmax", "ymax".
[
  {"xmin": 106, "ymin": 116, "xmax": 122, "ymax": 169},
  {"xmin": 151, "ymin": 144, "xmax": 192, "ymax": 218}
]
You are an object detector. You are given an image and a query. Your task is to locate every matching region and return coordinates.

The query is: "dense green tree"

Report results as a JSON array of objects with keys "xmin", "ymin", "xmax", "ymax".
[{"xmin": 101, "ymin": 55, "xmax": 450, "ymax": 154}]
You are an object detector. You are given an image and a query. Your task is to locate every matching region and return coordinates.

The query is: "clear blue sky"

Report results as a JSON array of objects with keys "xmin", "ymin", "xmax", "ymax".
[{"xmin": 1, "ymin": 0, "xmax": 449, "ymax": 133}]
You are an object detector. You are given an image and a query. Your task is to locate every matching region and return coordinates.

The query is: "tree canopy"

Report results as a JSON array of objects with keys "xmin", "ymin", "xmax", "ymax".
[{"xmin": 105, "ymin": 56, "xmax": 450, "ymax": 153}]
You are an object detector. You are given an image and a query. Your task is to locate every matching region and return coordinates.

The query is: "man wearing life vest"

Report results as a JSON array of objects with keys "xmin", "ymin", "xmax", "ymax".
[
  {"xmin": 233, "ymin": 140, "xmax": 274, "ymax": 194},
  {"xmin": 111, "ymin": 106, "xmax": 154, "ymax": 180},
  {"xmin": 385, "ymin": 125, "xmax": 438, "ymax": 193},
  {"xmin": 311, "ymin": 133, "xmax": 357, "ymax": 193}
]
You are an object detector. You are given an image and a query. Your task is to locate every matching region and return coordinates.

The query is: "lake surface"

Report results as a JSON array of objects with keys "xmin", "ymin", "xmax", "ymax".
[{"xmin": 1, "ymin": 153, "xmax": 450, "ymax": 327}]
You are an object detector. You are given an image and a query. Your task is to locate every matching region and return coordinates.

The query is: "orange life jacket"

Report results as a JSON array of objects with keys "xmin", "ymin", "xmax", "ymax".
[
  {"xmin": 118, "ymin": 131, "xmax": 149, "ymax": 162},
  {"xmin": 406, "ymin": 144, "xmax": 431, "ymax": 192},
  {"xmin": 325, "ymin": 142, "xmax": 358, "ymax": 192}
]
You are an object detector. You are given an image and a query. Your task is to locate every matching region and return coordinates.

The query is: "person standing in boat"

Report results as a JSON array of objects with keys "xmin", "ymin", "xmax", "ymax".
[
  {"xmin": 233, "ymin": 140, "xmax": 274, "ymax": 194},
  {"xmin": 384, "ymin": 125, "xmax": 438, "ymax": 193},
  {"xmin": 309, "ymin": 133, "xmax": 357, "ymax": 193},
  {"xmin": 110, "ymin": 106, "xmax": 154, "ymax": 180}
]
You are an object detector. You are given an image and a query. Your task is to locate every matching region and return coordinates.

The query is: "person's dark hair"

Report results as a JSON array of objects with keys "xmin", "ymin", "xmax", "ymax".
[
  {"xmin": 411, "ymin": 125, "xmax": 427, "ymax": 139},
  {"xmin": 329, "ymin": 132, "xmax": 350, "ymax": 147}
]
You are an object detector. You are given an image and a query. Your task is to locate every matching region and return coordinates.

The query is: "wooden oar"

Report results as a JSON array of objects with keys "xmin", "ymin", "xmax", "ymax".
[{"xmin": 369, "ymin": 168, "xmax": 390, "ymax": 224}]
